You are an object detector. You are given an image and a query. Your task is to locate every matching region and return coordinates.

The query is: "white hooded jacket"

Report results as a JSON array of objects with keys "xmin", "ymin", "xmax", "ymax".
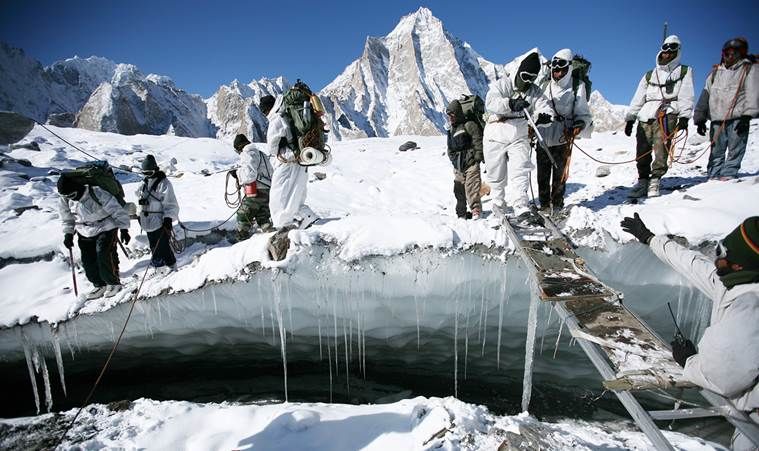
[
  {"xmin": 135, "ymin": 176, "xmax": 179, "ymax": 233},
  {"xmin": 59, "ymin": 186, "xmax": 130, "ymax": 238},
  {"xmin": 542, "ymin": 49, "xmax": 593, "ymax": 147},
  {"xmin": 266, "ymin": 95, "xmax": 297, "ymax": 163},
  {"xmin": 238, "ymin": 143, "xmax": 273, "ymax": 189},
  {"xmin": 650, "ymin": 235, "xmax": 759, "ymax": 411},
  {"xmin": 626, "ymin": 35, "xmax": 695, "ymax": 122}
]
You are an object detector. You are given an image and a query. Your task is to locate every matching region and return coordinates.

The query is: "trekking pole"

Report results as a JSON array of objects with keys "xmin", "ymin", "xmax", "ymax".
[
  {"xmin": 68, "ymin": 248, "xmax": 78, "ymax": 297},
  {"xmin": 117, "ymin": 240, "xmax": 131, "ymax": 260},
  {"xmin": 523, "ymin": 109, "xmax": 558, "ymax": 168},
  {"xmin": 662, "ymin": 22, "xmax": 668, "ymax": 43}
]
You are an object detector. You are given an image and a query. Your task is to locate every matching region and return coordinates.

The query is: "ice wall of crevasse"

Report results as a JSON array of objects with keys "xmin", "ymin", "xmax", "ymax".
[{"xmin": 0, "ymin": 245, "xmax": 713, "ymax": 416}]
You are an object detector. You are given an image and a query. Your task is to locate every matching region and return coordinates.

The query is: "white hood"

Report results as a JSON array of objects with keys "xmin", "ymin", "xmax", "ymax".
[{"xmin": 655, "ymin": 35, "xmax": 682, "ymax": 71}]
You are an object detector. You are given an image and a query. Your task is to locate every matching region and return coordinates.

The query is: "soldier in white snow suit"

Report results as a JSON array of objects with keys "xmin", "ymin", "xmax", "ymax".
[
  {"xmin": 538, "ymin": 49, "xmax": 593, "ymax": 212},
  {"xmin": 624, "ymin": 35, "xmax": 695, "ymax": 198},
  {"xmin": 58, "ymin": 176, "xmax": 131, "ymax": 300},
  {"xmin": 231, "ymin": 134, "xmax": 273, "ymax": 240},
  {"xmin": 694, "ymin": 37, "xmax": 759, "ymax": 180},
  {"xmin": 622, "ymin": 214, "xmax": 759, "ymax": 450},
  {"xmin": 135, "ymin": 155, "xmax": 179, "ymax": 274},
  {"xmin": 484, "ymin": 50, "xmax": 552, "ymax": 225},
  {"xmin": 260, "ymin": 94, "xmax": 318, "ymax": 230}
]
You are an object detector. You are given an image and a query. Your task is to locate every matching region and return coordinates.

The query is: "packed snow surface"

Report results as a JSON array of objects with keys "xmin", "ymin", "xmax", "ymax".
[
  {"xmin": 1, "ymin": 397, "xmax": 724, "ymax": 450},
  {"xmin": 1, "ymin": 120, "xmax": 758, "ymax": 329}
]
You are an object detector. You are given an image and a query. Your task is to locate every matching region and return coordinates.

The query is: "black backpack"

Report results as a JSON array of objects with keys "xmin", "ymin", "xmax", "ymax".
[
  {"xmin": 458, "ymin": 94, "xmax": 486, "ymax": 131},
  {"xmin": 60, "ymin": 161, "xmax": 126, "ymax": 207},
  {"xmin": 570, "ymin": 56, "xmax": 592, "ymax": 100}
]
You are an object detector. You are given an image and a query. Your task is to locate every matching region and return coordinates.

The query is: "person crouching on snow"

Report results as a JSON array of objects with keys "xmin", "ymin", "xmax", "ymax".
[
  {"xmin": 259, "ymin": 94, "xmax": 319, "ymax": 231},
  {"xmin": 621, "ymin": 214, "xmax": 759, "ymax": 451},
  {"xmin": 58, "ymin": 176, "xmax": 130, "ymax": 300},
  {"xmin": 446, "ymin": 99, "xmax": 483, "ymax": 220},
  {"xmin": 483, "ymin": 50, "xmax": 552, "ymax": 226},
  {"xmin": 231, "ymin": 133, "xmax": 273, "ymax": 240},
  {"xmin": 624, "ymin": 35, "xmax": 694, "ymax": 198},
  {"xmin": 136, "ymin": 155, "xmax": 178, "ymax": 275}
]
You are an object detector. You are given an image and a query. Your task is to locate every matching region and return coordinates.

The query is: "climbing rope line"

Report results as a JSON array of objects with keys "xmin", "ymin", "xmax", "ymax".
[{"xmin": 54, "ymin": 229, "xmax": 166, "ymax": 448}]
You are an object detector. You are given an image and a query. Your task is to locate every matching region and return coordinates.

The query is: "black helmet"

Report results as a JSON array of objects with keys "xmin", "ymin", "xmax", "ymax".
[{"xmin": 141, "ymin": 154, "xmax": 159, "ymax": 177}]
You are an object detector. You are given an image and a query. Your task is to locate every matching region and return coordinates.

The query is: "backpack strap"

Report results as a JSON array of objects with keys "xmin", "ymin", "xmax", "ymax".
[
  {"xmin": 89, "ymin": 186, "xmax": 102, "ymax": 206},
  {"xmin": 646, "ymin": 65, "xmax": 688, "ymax": 86}
]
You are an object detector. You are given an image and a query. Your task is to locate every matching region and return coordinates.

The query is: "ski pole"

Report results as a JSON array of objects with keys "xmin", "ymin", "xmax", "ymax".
[
  {"xmin": 117, "ymin": 240, "xmax": 131, "ymax": 260},
  {"xmin": 524, "ymin": 109, "xmax": 558, "ymax": 168},
  {"xmin": 69, "ymin": 248, "xmax": 78, "ymax": 297}
]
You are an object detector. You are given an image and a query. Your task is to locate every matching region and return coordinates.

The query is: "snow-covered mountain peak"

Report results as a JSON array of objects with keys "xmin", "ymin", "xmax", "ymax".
[
  {"xmin": 111, "ymin": 64, "xmax": 144, "ymax": 86},
  {"xmin": 387, "ymin": 7, "xmax": 441, "ymax": 39},
  {"xmin": 145, "ymin": 73, "xmax": 176, "ymax": 89},
  {"xmin": 588, "ymin": 90, "xmax": 627, "ymax": 132}
]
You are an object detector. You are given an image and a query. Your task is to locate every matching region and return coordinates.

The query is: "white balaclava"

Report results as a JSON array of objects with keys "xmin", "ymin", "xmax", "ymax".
[
  {"xmin": 656, "ymin": 35, "xmax": 682, "ymax": 69},
  {"xmin": 551, "ymin": 48, "xmax": 574, "ymax": 86}
]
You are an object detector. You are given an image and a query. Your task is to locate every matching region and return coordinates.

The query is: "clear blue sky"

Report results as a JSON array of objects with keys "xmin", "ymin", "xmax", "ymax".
[{"xmin": 1, "ymin": 0, "xmax": 757, "ymax": 105}]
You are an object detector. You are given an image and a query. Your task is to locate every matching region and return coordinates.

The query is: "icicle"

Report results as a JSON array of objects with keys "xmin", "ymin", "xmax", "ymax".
[
  {"xmin": 286, "ymin": 279, "xmax": 294, "ymax": 339},
  {"xmin": 414, "ymin": 291, "xmax": 421, "ymax": 351},
  {"xmin": 521, "ymin": 291, "xmax": 540, "ymax": 412},
  {"xmin": 481, "ymin": 282, "xmax": 489, "ymax": 358},
  {"xmin": 333, "ymin": 299, "xmax": 339, "ymax": 377},
  {"xmin": 343, "ymin": 317, "xmax": 349, "ymax": 394},
  {"xmin": 18, "ymin": 329, "xmax": 40, "ymax": 414},
  {"xmin": 327, "ymin": 333, "xmax": 333, "ymax": 402},
  {"xmin": 52, "ymin": 331, "xmax": 67, "ymax": 397},
  {"xmin": 271, "ymin": 273, "xmax": 288, "ymax": 402},
  {"xmin": 349, "ymin": 318, "xmax": 353, "ymax": 365},
  {"xmin": 464, "ymin": 294, "xmax": 470, "ymax": 380},
  {"xmin": 496, "ymin": 281, "xmax": 506, "ymax": 369},
  {"xmin": 553, "ymin": 319, "xmax": 564, "ymax": 359},
  {"xmin": 211, "ymin": 287, "xmax": 218, "ymax": 315},
  {"xmin": 260, "ymin": 305, "xmax": 266, "ymax": 337},
  {"xmin": 39, "ymin": 353, "xmax": 53, "ymax": 413},
  {"xmin": 539, "ymin": 304, "xmax": 554, "ymax": 355},
  {"xmin": 454, "ymin": 295, "xmax": 459, "ymax": 398}
]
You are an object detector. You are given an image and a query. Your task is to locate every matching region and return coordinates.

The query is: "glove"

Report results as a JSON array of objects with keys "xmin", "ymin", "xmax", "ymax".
[
  {"xmin": 735, "ymin": 115, "xmax": 751, "ymax": 134},
  {"xmin": 620, "ymin": 212, "xmax": 654, "ymax": 244},
  {"xmin": 572, "ymin": 120, "xmax": 585, "ymax": 136},
  {"xmin": 696, "ymin": 121, "xmax": 707, "ymax": 136},
  {"xmin": 624, "ymin": 120, "xmax": 635, "ymax": 137},
  {"xmin": 508, "ymin": 98, "xmax": 530, "ymax": 112},
  {"xmin": 535, "ymin": 113, "xmax": 552, "ymax": 125},
  {"xmin": 163, "ymin": 217, "xmax": 173, "ymax": 229},
  {"xmin": 63, "ymin": 233, "xmax": 74, "ymax": 249},
  {"xmin": 671, "ymin": 336, "xmax": 697, "ymax": 367},
  {"xmin": 676, "ymin": 117, "xmax": 688, "ymax": 131},
  {"xmin": 120, "ymin": 229, "xmax": 131, "ymax": 245},
  {"xmin": 229, "ymin": 169, "xmax": 238, "ymax": 179}
]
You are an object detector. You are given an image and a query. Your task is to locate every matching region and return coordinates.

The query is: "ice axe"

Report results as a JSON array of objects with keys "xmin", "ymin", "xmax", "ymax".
[
  {"xmin": 68, "ymin": 248, "xmax": 78, "ymax": 297},
  {"xmin": 524, "ymin": 109, "xmax": 558, "ymax": 169}
]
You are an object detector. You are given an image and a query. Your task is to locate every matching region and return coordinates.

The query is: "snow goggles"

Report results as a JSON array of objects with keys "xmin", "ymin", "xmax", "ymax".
[
  {"xmin": 518, "ymin": 71, "xmax": 538, "ymax": 83},
  {"xmin": 142, "ymin": 169, "xmax": 156, "ymax": 177},
  {"xmin": 723, "ymin": 39, "xmax": 747, "ymax": 51},
  {"xmin": 61, "ymin": 191, "xmax": 78, "ymax": 199},
  {"xmin": 661, "ymin": 43, "xmax": 680, "ymax": 52},
  {"xmin": 715, "ymin": 240, "xmax": 728, "ymax": 259},
  {"xmin": 550, "ymin": 58, "xmax": 570, "ymax": 70}
]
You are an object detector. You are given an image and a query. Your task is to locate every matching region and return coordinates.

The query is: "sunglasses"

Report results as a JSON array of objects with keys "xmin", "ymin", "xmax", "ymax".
[
  {"xmin": 518, "ymin": 71, "xmax": 538, "ymax": 83},
  {"xmin": 715, "ymin": 240, "xmax": 728, "ymax": 259},
  {"xmin": 551, "ymin": 58, "xmax": 570, "ymax": 70},
  {"xmin": 661, "ymin": 43, "xmax": 680, "ymax": 52}
]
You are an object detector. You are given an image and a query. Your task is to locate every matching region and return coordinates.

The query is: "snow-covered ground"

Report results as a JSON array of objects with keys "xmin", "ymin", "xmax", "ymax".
[
  {"xmin": 0, "ymin": 121, "xmax": 757, "ymax": 449},
  {"xmin": 1, "ymin": 121, "xmax": 757, "ymax": 328},
  {"xmin": 1, "ymin": 397, "xmax": 723, "ymax": 450}
]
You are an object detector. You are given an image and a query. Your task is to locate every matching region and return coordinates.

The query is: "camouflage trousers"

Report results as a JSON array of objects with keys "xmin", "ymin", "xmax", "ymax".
[{"xmin": 237, "ymin": 189, "xmax": 271, "ymax": 239}]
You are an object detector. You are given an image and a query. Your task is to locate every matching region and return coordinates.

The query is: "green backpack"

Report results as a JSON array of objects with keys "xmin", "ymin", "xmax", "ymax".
[
  {"xmin": 570, "ymin": 56, "xmax": 592, "ymax": 100},
  {"xmin": 281, "ymin": 79, "xmax": 326, "ymax": 152},
  {"xmin": 60, "ymin": 160, "xmax": 126, "ymax": 207},
  {"xmin": 458, "ymin": 94, "xmax": 486, "ymax": 131}
]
